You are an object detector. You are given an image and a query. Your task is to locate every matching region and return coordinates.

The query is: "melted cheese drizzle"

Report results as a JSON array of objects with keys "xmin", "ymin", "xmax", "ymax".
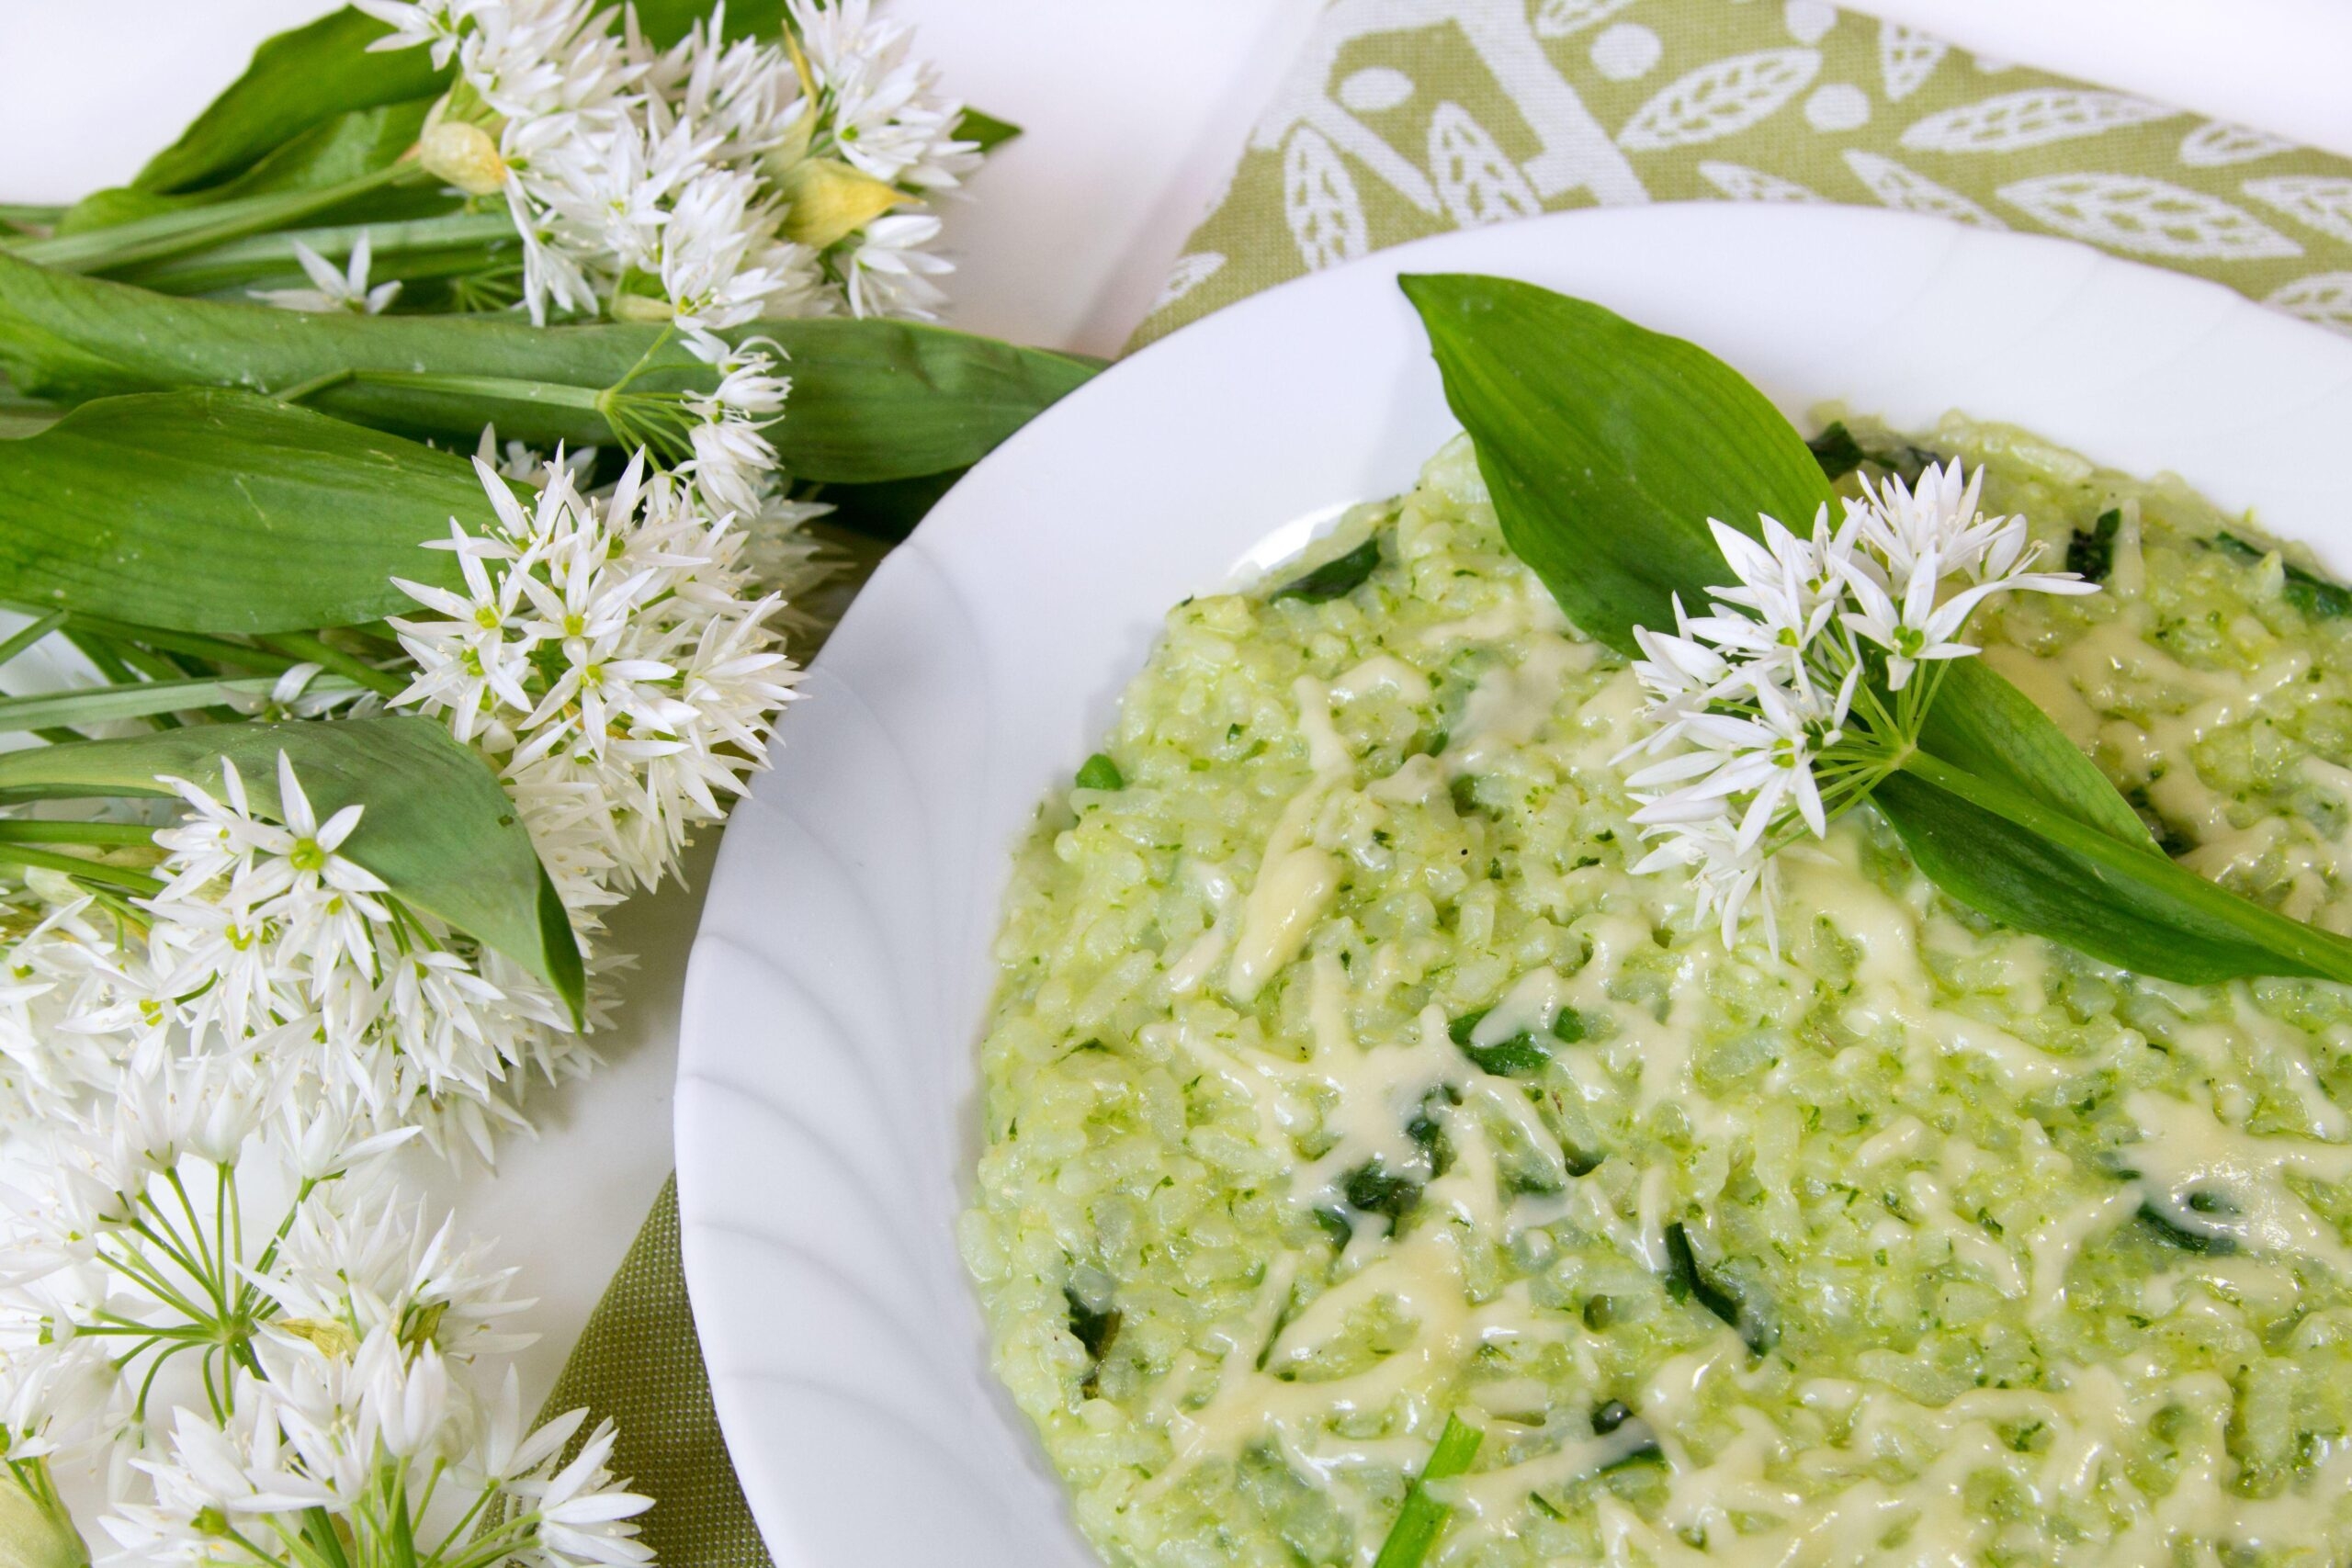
[{"xmin": 1144, "ymin": 640, "xmax": 2352, "ymax": 1561}]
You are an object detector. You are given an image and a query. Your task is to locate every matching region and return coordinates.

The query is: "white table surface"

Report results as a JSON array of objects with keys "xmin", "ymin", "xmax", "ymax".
[{"xmin": 4, "ymin": 0, "xmax": 2350, "ymax": 1420}]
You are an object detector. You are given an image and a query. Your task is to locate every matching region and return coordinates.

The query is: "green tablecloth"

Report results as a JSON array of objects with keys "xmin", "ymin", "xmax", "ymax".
[{"xmin": 553, "ymin": 4, "xmax": 2352, "ymax": 1562}]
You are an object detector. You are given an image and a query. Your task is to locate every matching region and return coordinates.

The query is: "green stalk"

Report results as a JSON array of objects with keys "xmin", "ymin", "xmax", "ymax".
[
  {"xmin": 9, "ymin": 608, "xmax": 300, "ymax": 674},
  {"xmin": 0, "ymin": 842, "xmax": 162, "ymax": 895},
  {"xmin": 0, "ymin": 819, "xmax": 158, "ymax": 847},
  {"xmin": 0, "ymin": 611, "xmax": 65, "ymax": 669},
  {"xmin": 9, "ymin": 163, "xmax": 423, "ymax": 276},
  {"xmin": 1374, "ymin": 1414, "xmax": 1483, "ymax": 1568},
  {"xmin": 1898, "ymin": 749, "xmax": 2352, "ymax": 984},
  {"xmin": 0, "ymin": 675, "xmax": 345, "ymax": 733},
  {"xmin": 285, "ymin": 367, "xmax": 605, "ymax": 413},
  {"xmin": 112, "ymin": 210, "xmax": 518, "ymax": 297},
  {"xmin": 255, "ymin": 632, "xmax": 405, "ymax": 698}
]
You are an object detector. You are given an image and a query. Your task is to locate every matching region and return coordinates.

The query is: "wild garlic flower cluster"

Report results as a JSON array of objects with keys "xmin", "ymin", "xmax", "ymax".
[
  {"xmin": 390, "ymin": 447, "xmax": 797, "ymax": 909},
  {"xmin": 361, "ymin": 0, "xmax": 977, "ymax": 332},
  {"xmin": 0, "ymin": 1055, "xmax": 649, "ymax": 1568},
  {"xmin": 0, "ymin": 753, "xmax": 587, "ymax": 1161},
  {"xmin": 1620, "ymin": 461, "xmax": 2096, "ymax": 951}
]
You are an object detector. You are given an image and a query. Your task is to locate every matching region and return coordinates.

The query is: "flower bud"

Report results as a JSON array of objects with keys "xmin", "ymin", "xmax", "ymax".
[
  {"xmin": 419, "ymin": 120, "xmax": 508, "ymax": 197},
  {"xmin": 776, "ymin": 157, "xmax": 910, "ymax": 250},
  {"xmin": 0, "ymin": 1480, "xmax": 88, "ymax": 1568}
]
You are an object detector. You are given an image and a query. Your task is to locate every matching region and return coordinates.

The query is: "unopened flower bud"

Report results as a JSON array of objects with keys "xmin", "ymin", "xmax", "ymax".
[
  {"xmin": 0, "ymin": 1481, "xmax": 87, "ymax": 1568},
  {"xmin": 776, "ymin": 157, "xmax": 910, "ymax": 250},
  {"xmin": 419, "ymin": 120, "xmax": 508, "ymax": 197}
]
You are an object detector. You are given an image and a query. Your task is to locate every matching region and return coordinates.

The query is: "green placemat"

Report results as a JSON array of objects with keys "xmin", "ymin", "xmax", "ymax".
[{"xmin": 553, "ymin": 4, "xmax": 2352, "ymax": 1561}]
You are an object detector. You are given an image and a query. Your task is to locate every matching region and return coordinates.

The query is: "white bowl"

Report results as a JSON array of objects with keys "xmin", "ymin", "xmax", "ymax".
[{"xmin": 674, "ymin": 204, "xmax": 2352, "ymax": 1568}]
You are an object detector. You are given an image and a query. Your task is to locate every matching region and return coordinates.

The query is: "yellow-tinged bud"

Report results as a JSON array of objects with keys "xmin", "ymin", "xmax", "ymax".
[
  {"xmin": 419, "ymin": 119, "xmax": 507, "ymax": 197},
  {"xmin": 0, "ymin": 1479, "xmax": 88, "ymax": 1568},
  {"xmin": 276, "ymin": 1316, "xmax": 361, "ymax": 1359},
  {"xmin": 776, "ymin": 157, "xmax": 911, "ymax": 251}
]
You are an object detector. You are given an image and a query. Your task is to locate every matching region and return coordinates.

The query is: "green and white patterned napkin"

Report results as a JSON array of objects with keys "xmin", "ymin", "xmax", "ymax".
[
  {"xmin": 553, "ymin": 5, "xmax": 2352, "ymax": 1562},
  {"xmin": 1134, "ymin": 0, "xmax": 2352, "ymax": 346}
]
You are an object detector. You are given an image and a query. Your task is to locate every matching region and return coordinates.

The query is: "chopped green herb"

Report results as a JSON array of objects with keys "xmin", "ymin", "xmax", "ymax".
[
  {"xmin": 1371, "ymin": 1413, "xmax": 1483, "ymax": 1568},
  {"xmin": 1449, "ymin": 773, "xmax": 1485, "ymax": 818},
  {"xmin": 1344, "ymin": 1161, "xmax": 1422, "ymax": 1227},
  {"xmin": 1064, "ymin": 1285, "xmax": 1121, "ymax": 1398},
  {"xmin": 1449, "ymin": 1006, "xmax": 1552, "ymax": 1077},
  {"xmin": 1590, "ymin": 1400, "xmax": 1634, "ymax": 1435},
  {"xmin": 1663, "ymin": 1221, "xmax": 1776, "ymax": 1355},
  {"xmin": 1271, "ymin": 536, "xmax": 1381, "ymax": 604},
  {"xmin": 2137, "ymin": 1201, "xmax": 2235, "ymax": 1255},
  {"xmin": 1074, "ymin": 752, "xmax": 1124, "ymax": 792},
  {"xmin": 1804, "ymin": 422, "xmax": 1867, "ymax": 480},
  {"xmin": 2066, "ymin": 509, "xmax": 2121, "ymax": 581},
  {"xmin": 1462, "ymin": 1034, "xmax": 1549, "ymax": 1077},
  {"xmin": 1405, "ymin": 1091, "xmax": 1454, "ymax": 1176},
  {"xmin": 1598, "ymin": 1439, "xmax": 1666, "ymax": 1475},
  {"xmin": 1804, "ymin": 421, "xmax": 1935, "ymax": 484},
  {"xmin": 2215, "ymin": 530, "xmax": 2352, "ymax": 618},
  {"xmin": 1551, "ymin": 1009, "xmax": 1587, "ymax": 1044},
  {"xmin": 1312, "ymin": 1205, "xmax": 1354, "ymax": 1250}
]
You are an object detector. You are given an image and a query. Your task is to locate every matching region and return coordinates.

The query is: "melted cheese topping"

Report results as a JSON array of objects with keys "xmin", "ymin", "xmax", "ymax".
[{"xmin": 971, "ymin": 432, "xmax": 2352, "ymax": 1567}]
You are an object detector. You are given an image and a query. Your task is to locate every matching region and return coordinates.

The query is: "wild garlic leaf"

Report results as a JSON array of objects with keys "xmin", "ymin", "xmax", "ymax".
[
  {"xmin": 0, "ymin": 716, "xmax": 584, "ymax": 1022},
  {"xmin": 1401, "ymin": 273, "xmax": 1835, "ymax": 654},
  {"xmin": 130, "ymin": 8, "xmax": 450, "ymax": 196},
  {"xmin": 0, "ymin": 389, "xmax": 482, "ymax": 635},
  {"xmin": 0, "ymin": 255, "xmax": 1100, "ymax": 485},
  {"xmin": 1882, "ymin": 758, "xmax": 2352, "ymax": 986},
  {"xmin": 129, "ymin": 2, "xmax": 768, "ymax": 197},
  {"xmin": 1399, "ymin": 271, "xmax": 2352, "ymax": 983}
]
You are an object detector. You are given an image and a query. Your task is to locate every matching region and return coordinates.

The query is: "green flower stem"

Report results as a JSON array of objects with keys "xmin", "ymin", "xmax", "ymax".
[
  {"xmin": 0, "ymin": 674, "xmax": 333, "ymax": 733},
  {"xmin": 7, "ymin": 163, "xmax": 425, "ymax": 276},
  {"xmin": 1897, "ymin": 748, "xmax": 2352, "ymax": 984},
  {"xmin": 287, "ymin": 367, "xmax": 606, "ymax": 412},
  {"xmin": 9, "ymin": 609, "xmax": 300, "ymax": 676},
  {"xmin": 0, "ymin": 820, "xmax": 158, "ymax": 846},
  {"xmin": 111, "ymin": 210, "xmax": 517, "ymax": 297},
  {"xmin": 0, "ymin": 843, "xmax": 161, "ymax": 894},
  {"xmin": 0, "ymin": 611, "xmax": 64, "ymax": 669},
  {"xmin": 256, "ymin": 631, "xmax": 406, "ymax": 698}
]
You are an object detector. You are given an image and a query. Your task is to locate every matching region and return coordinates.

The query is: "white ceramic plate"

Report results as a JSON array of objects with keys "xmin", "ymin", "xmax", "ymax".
[{"xmin": 673, "ymin": 204, "xmax": 2352, "ymax": 1568}]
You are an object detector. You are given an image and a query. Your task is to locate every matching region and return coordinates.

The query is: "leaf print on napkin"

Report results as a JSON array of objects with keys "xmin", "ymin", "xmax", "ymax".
[
  {"xmin": 2244, "ymin": 176, "xmax": 2352, "ymax": 245},
  {"xmin": 1844, "ymin": 150, "xmax": 2006, "ymax": 229},
  {"xmin": 2267, "ymin": 273, "xmax": 2352, "ymax": 334},
  {"xmin": 1153, "ymin": 253, "xmax": 1227, "ymax": 312},
  {"xmin": 1283, "ymin": 126, "xmax": 1368, "ymax": 270},
  {"xmin": 1878, "ymin": 23, "xmax": 1947, "ymax": 103},
  {"xmin": 1698, "ymin": 162, "xmax": 1825, "ymax": 203},
  {"xmin": 2179, "ymin": 121, "xmax": 2296, "ymax": 169},
  {"xmin": 2000, "ymin": 174, "xmax": 2301, "ymax": 260},
  {"xmin": 1618, "ymin": 49, "xmax": 1820, "ymax": 151},
  {"xmin": 1531, "ymin": 0, "xmax": 1641, "ymax": 39},
  {"xmin": 1430, "ymin": 102, "xmax": 1542, "ymax": 227},
  {"xmin": 1902, "ymin": 90, "xmax": 2177, "ymax": 154}
]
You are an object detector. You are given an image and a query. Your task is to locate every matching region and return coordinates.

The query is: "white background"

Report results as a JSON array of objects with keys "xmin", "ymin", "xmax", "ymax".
[{"xmin": 2, "ymin": 0, "xmax": 2350, "ymax": 1416}]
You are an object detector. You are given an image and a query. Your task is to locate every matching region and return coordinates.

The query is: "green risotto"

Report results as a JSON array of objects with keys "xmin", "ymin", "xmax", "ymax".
[{"xmin": 959, "ymin": 421, "xmax": 2352, "ymax": 1565}]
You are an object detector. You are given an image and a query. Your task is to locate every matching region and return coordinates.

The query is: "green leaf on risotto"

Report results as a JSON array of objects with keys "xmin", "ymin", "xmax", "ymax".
[{"xmin": 1400, "ymin": 271, "xmax": 2352, "ymax": 985}]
